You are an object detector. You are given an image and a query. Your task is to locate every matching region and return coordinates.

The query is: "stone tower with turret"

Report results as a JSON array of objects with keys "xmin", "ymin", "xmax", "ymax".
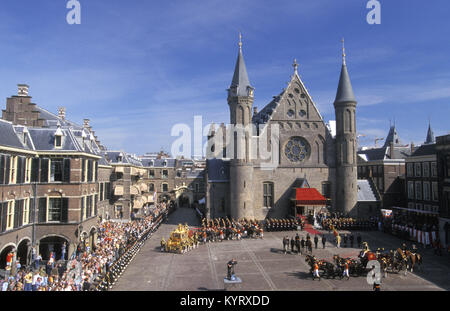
[
  {"xmin": 334, "ymin": 41, "xmax": 358, "ymax": 216},
  {"xmin": 228, "ymin": 34, "xmax": 255, "ymax": 220}
]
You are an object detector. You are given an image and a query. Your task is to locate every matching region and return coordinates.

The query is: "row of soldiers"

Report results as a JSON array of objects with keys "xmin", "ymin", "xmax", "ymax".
[
  {"xmin": 198, "ymin": 218, "xmax": 263, "ymax": 241},
  {"xmin": 322, "ymin": 217, "xmax": 376, "ymax": 231},
  {"xmin": 265, "ymin": 218, "xmax": 300, "ymax": 231}
]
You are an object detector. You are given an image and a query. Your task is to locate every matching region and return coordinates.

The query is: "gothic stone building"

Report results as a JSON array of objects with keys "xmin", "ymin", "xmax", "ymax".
[{"xmin": 206, "ymin": 41, "xmax": 358, "ymax": 220}]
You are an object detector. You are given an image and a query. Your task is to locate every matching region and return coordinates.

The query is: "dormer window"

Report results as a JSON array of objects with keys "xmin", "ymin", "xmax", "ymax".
[
  {"xmin": 55, "ymin": 136, "xmax": 62, "ymax": 147},
  {"xmin": 23, "ymin": 127, "xmax": 29, "ymax": 145},
  {"xmin": 163, "ymin": 161, "xmax": 167, "ymax": 167},
  {"xmin": 55, "ymin": 125, "xmax": 63, "ymax": 148}
]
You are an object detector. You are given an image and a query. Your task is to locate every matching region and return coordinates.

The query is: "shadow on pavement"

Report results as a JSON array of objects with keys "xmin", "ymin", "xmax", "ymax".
[{"xmin": 165, "ymin": 207, "xmax": 201, "ymax": 227}]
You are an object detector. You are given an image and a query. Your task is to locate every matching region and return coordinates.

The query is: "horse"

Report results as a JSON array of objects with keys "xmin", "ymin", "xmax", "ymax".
[
  {"xmin": 396, "ymin": 248, "xmax": 410, "ymax": 275},
  {"xmin": 405, "ymin": 250, "xmax": 422, "ymax": 273}
]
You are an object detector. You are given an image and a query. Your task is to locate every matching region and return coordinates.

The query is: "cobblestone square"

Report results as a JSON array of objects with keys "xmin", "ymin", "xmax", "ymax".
[{"xmin": 113, "ymin": 208, "xmax": 450, "ymax": 291}]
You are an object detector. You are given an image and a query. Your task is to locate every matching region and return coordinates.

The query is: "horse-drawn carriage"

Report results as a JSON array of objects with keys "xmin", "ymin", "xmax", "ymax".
[
  {"xmin": 164, "ymin": 224, "xmax": 197, "ymax": 253},
  {"xmin": 305, "ymin": 242, "xmax": 423, "ymax": 280}
]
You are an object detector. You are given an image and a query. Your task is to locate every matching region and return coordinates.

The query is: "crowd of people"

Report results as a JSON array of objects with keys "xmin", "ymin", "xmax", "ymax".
[
  {"xmin": 381, "ymin": 214, "xmax": 442, "ymax": 252},
  {"xmin": 0, "ymin": 203, "xmax": 169, "ymax": 291}
]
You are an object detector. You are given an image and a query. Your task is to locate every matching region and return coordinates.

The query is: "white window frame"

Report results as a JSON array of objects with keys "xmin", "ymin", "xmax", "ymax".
[
  {"xmin": 162, "ymin": 183, "xmax": 168, "ymax": 192},
  {"xmin": 6, "ymin": 200, "xmax": 15, "ymax": 230},
  {"xmin": 408, "ymin": 181, "xmax": 414, "ymax": 199},
  {"xmin": 432, "ymin": 182, "xmax": 439, "ymax": 201},
  {"xmin": 423, "ymin": 182, "xmax": 430, "ymax": 201},
  {"xmin": 23, "ymin": 198, "xmax": 30, "ymax": 225},
  {"xmin": 415, "ymin": 163, "xmax": 421, "ymax": 177},
  {"xmin": 431, "ymin": 162, "xmax": 437, "ymax": 177},
  {"xmin": 407, "ymin": 163, "xmax": 413, "ymax": 177},
  {"xmin": 415, "ymin": 181, "xmax": 422, "ymax": 200},
  {"xmin": 47, "ymin": 197, "xmax": 62, "ymax": 223},
  {"xmin": 423, "ymin": 162, "xmax": 430, "ymax": 178}
]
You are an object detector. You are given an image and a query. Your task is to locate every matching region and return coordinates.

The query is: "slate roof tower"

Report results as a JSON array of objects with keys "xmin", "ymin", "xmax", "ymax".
[
  {"xmin": 228, "ymin": 33, "xmax": 255, "ymax": 219},
  {"xmin": 334, "ymin": 39, "xmax": 358, "ymax": 216}
]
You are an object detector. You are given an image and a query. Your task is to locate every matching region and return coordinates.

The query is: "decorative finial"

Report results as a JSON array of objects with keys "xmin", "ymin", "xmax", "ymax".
[
  {"xmin": 239, "ymin": 32, "xmax": 242, "ymax": 50},
  {"xmin": 341, "ymin": 38, "xmax": 346, "ymax": 65},
  {"xmin": 293, "ymin": 58, "xmax": 299, "ymax": 74}
]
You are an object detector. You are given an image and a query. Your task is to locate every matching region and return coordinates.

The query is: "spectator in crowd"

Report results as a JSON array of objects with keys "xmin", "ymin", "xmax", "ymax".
[{"xmin": 0, "ymin": 202, "xmax": 168, "ymax": 291}]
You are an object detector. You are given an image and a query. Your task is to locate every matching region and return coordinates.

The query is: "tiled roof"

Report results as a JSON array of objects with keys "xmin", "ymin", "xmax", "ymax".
[
  {"xmin": 207, "ymin": 159, "xmax": 229, "ymax": 181},
  {"xmin": 357, "ymin": 179, "xmax": 379, "ymax": 202}
]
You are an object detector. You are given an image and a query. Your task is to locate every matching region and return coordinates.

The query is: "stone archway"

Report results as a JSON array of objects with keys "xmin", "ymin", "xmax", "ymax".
[
  {"xmin": 174, "ymin": 185, "xmax": 194, "ymax": 208},
  {"xmin": 38, "ymin": 235, "xmax": 69, "ymax": 261},
  {"xmin": 0, "ymin": 244, "xmax": 16, "ymax": 269},
  {"xmin": 17, "ymin": 238, "xmax": 31, "ymax": 266}
]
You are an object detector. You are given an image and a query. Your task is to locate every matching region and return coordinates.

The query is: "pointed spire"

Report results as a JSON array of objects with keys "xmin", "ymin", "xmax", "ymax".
[
  {"xmin": 425, "ymin": 120, "xmax": 435, "ymax": 144},
  {"xmin": 230, "ymin": 32, "xmax": 253, "ymax": 97},
  {"xmin": 384, "ymin": 125, "xmax": 401, "ymax": 147},
  {"xmin": 293, "ymin": 58, "xmax": 299, "ymax": 74},
  {"xmin": 334, "ymin": 39, "xmax": 356, "ymax": 104}
]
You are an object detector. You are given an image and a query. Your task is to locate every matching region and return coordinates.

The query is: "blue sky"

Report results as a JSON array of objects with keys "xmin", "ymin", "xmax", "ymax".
[{"xmin": 0, "ymin": 0, "xmax": 449, "ymax": 155}]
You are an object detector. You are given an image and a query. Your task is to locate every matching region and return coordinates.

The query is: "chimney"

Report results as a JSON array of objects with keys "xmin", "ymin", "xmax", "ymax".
[
  {"xmin": 83, "ymin": 119, "xmax": 90, "ymax": 129},
  {"xmin": 410, "ymin": 142, "xmax": 415, "ymax": 154},
  {"xmin": 58, "ymin": 107, "xmax": 66, "ymax": 120},
  {"xmin": 389, "ymin": 141, "xmax": 394, "ymax": 159},
  {"xmin": 253, "ymin": 107, "xmax": 258, "ymax": 115},
  {"xmin": 18, "ymin": 84, "xmax": 29, "ymax": 97}
]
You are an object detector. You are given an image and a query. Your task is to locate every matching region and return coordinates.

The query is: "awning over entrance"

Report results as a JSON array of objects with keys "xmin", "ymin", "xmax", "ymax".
[{"xmin": 295, "ymin": 188, "xmax": 326, "ymax": 206}]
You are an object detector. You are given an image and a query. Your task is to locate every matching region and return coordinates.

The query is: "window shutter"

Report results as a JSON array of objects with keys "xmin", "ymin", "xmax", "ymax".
[
  {"xmin": 94, "ymin": 194, "xmax": 98, "ymax": 216},
  {"xmin": 40, "ymin": 158, "xmax": 49, "ymax": 183},
  {"xmin": 31, "ymin": 158, "xmax": 39, "ymax": 182},
  {"xmin": 95, "ymin": 161, "xmax": 98, "ymax": 182},
  {"xmin": 17, "ymin": 157, "xmax": 26, "ymax": 184},
  {"xmin": 0, "ymin": 155, "xmax": 4, "ymax": 185},
  {"xmin": 16, "ymin": 157, "xmax": 23, "ymax": 184},
  {"xmin": 38, "ymin": 198, "xmax": 47, "ymax": 223},
  {"xmin": 61, "ymin": 198, "xmax": 69, "ymax": 223},
  {"xmin": 82, "ymin": 159, "xmax": 86, "ymax": 182},
  {"xmin": 1, "ymin": 202, "xmax": 7, "ymax": 233},
  {"xmin": 4, "ymin": 156, "xmax": 10, "ymax": 184},
  {"xmin": 14, "ymin": 201, "xmax": 20, "ymax": 228},
  {"xmin": 81, "ymin": 197, "xmax": 85, "ymax": 221},
  {"xmin": 63, "ymin": 158, "xmax": 71, "ymax": 183},
  {"xmin": 29, "ymin": 198, "xmax": 34, "ymax": 224},
  {"xmin": 17, "ymin": 200, "xmax": 24, "ymax": 228}
]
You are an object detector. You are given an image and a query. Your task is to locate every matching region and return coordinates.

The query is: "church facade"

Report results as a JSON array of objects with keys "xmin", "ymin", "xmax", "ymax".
[{"xmin": 206, "ymin": 39, "xmax": 358, "ymax": 220}]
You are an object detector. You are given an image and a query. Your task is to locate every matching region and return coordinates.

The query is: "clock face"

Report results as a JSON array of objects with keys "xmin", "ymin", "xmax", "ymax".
[{"xmin": 284, "ymin": 137, "xmax": 309, "ymax": 162}]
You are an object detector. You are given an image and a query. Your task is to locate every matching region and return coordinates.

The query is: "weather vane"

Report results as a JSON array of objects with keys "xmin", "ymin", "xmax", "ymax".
[
  {"xmin": 341, "ymin": 38, "xmax": 346, "ymax": 65},
  {"xmin": 239, "ymin": 32, "xmax": 242, "ymax": 50},
  {"xmin": 293, "ymin": 58, "xmax": 299, "ymax": 74}
]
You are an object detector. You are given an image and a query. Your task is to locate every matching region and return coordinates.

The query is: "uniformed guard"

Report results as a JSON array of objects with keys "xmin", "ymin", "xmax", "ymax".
[{"xmin": 160, "ymin": 237, "xmax": 166, "ymax": 252}]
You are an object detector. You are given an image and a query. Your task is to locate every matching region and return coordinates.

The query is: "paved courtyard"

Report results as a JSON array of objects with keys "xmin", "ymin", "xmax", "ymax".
[{"xmin": 113, "ymin": 207, "xmax": 450, "ymax": 291}]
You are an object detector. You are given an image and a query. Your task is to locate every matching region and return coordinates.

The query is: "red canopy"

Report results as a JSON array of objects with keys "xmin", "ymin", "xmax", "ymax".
[{"xmin": 295, "ymin": 188, "xmax": 326, "ymax": 206}]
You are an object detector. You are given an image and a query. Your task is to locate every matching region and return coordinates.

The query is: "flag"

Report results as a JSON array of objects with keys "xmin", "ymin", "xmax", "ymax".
[{"xmin": 153, "ymin": 191, "xmax": 157, "ymax": 201}]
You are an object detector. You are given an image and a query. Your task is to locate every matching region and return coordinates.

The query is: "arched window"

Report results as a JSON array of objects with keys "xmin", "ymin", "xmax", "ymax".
[
  {"xmin": 263, "ymin": 182, "xmax": 274, "ymax": 208},
  {"xmin": 346, "ymin": 109, "xmax": 352, "ymax": 132},
  {"xmin": 239, "ymin": 106, "xmax": 244, "ymax": 125},
  {"xmin": 315, "ymin": 141, "xmax": 320, "ymax": 163}
]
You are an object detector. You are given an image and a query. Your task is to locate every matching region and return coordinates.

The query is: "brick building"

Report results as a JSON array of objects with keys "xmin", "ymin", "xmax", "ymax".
[{"xmin": 0, "ymin": 85, "xmax": 109, "ymax": 268}]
